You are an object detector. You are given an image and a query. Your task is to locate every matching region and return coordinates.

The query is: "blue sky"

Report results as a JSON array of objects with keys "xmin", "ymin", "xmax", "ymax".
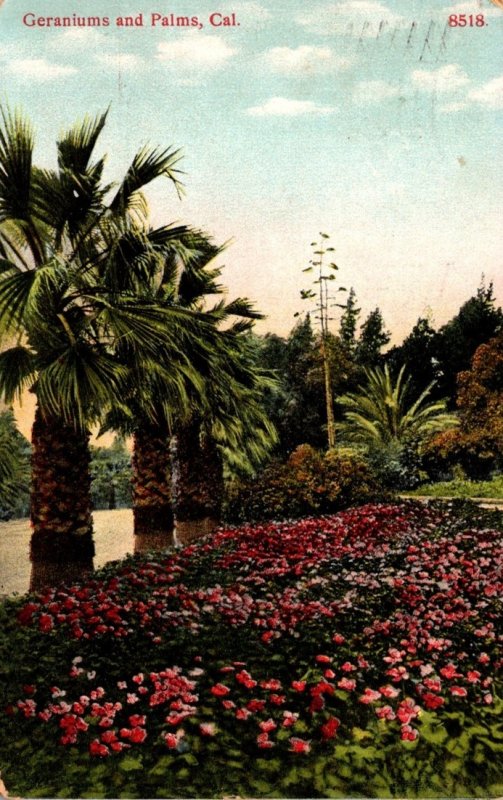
[{"xmin": 0, "ymin": 0, "xmax": 502, "ymax": 346}]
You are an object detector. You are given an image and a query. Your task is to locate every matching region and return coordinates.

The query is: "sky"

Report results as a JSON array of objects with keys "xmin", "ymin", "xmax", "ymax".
[{"xmin": 0, "ymin": 0, "xmax": 501, "ymax": 351}]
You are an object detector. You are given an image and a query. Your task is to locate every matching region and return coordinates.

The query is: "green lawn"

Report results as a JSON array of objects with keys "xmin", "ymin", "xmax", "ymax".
[{"xmin": 407, "ymin": 474, "xmax": 503, "ymax": 500}]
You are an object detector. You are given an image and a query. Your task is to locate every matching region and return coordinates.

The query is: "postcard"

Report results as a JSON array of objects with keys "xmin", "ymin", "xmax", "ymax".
[{"xmin": 0, "ymin": 0, "xmax": 501, "ymax": 797}]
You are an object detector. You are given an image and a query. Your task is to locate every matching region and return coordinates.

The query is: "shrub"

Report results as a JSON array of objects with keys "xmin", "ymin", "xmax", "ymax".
[
  {"xmin": 422, "ymin": 429, "xmax": 500, "ymax": 481},
  {"xmin": 225, "ymin": 444, "xmax": 384, "ymax": 523}
]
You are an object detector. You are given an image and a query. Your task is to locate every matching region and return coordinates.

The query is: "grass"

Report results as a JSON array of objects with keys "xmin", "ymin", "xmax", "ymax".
[{"xmin": 408, "ymin": 474, "xmax": 503, "ymax": 499}]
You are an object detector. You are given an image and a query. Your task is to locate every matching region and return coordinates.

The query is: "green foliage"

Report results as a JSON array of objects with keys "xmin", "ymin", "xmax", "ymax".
[
  {"xmin": 225, "ymin": 443, "xmax": 383, "ymax": 523},
  {"xmin": 386, "ymin": 317, "xmax": 442, "ymax": 404},
  {"xmin": 355, "ymin": 307, "xmax": 390, "ymax": 369},
  {"xmin": 424, "ymin": 333, "xmax": 503, "ymax": 481},
  {"xmin": 407, "ymin": 474, "xmax": 503, "ymax": 499},
  {"xmin": 0, "ymin": 409, "xmax": 30, "ymax": 519},
  {"xmin": 435, "ymin": 280, "xmax": 503, "ymax": 406},
  {"xmin": 338, "ymin": 365, "xmax": 457, "ymax": 448},
  {"xmin": 90, "ymin": 437, "xmax": 132, "ymax": 510}
]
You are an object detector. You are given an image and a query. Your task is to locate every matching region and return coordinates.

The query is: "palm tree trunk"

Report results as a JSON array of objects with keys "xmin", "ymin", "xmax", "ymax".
[
  {"xmin": 132, "ymin": 422, "xmax": 174, "ymax": 552},
  {"xmin": 30, "ymin": 407, "xmax": 95, "ymax": 592},
  {"xmin": 171, "ymin": 416, "xmax": 223, "ymax": 546}
]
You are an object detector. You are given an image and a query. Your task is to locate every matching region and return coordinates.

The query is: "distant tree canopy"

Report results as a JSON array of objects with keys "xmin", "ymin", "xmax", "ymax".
[
  {"xmin": 423, "ymin": 332, "xmax": 503, "ymax": 479},
  {"xmin": 256, "ymin": 281, "xmax": 501, "ymax": 461},
  {"xmin": 90, "ymin": 437, "xmax": 132, "ymax": 510},
  {"xmin": 435, "ymin": 281, "xmax": 503, "ymax": 406}
]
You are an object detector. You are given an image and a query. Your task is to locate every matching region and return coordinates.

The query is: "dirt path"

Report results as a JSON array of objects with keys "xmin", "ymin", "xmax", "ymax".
[{"xmin": 0, "ymin": 509, "xmax": 135, "ymax": 597}]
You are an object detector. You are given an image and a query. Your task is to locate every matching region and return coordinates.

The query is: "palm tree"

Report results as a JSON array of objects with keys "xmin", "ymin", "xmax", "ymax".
[
  {"xmin": 337, "ymin": 364, "xmax": 458, "ymax": 447},
  {"xmin": 108, "ymin": 231, "xmax": 276, "ymax": 550},
  {"xmin": 0, "ymin": 107, "xmax": 203, "ymax": 589},
  {"xmin": 169, "ymin": 258, "xmax": 277, "ymax": 545}
]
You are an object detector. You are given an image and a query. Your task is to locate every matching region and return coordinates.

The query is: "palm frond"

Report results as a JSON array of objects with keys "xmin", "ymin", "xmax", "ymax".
[
  {"xmin": 36, "ymin": 344, "xmax": 127, "ymax": 429},
  {"xmin": 110, "ymin": 144, "xmax": 184, "ymax": 215},
  {"xmin": 0, "ymin": 345, "xmax": 37, "ymax": 402},
  {"xmin": 0, "ymin": 268, "xmax": 38, "ymax": 335},
  {"xmin": 0, "ymin": 107, "xmax": 34, "ymax": 223},
  {"xmin": 57, "ymin": 110, "xmax": 108, "ymax": 175}
]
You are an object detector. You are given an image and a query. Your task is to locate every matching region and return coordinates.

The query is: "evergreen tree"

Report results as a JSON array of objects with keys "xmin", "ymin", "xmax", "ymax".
[
  {"xmin": 386, "ymin": 317, "xmax": 442, "ymax": 401},
  {"xmin": 339, "ymin": 287, "xmax": 360, "ymax": 352},
  {"xmin": 355, "ymin": 308, "xmax": 390, "ymax": 369}
]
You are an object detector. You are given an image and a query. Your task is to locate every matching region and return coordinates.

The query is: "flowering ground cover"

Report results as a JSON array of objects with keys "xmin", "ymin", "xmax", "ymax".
[{"xmin": 0, "ymin": 501, "xmax": 502, "ymax": 798}]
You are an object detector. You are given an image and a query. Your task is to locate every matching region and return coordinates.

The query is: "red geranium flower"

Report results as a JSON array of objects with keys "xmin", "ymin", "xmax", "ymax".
[
  {"xmin": 289, "ymin": 737, "xmax": 311, "ymax": 754},
  {"xmin": 320, "ymin": 716, "xmax": 340, "ymax": 740}
]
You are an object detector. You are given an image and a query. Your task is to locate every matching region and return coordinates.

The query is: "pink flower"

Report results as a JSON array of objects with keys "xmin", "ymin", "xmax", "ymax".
[
  {"xmin": 316, "ymin": 655, "xmax": 332, "ymax": 664},
  {"xmin": 341, "ymin": 662, "xmax": 356, "ymax": 672},
  {"xmin": 259, "ymin": 718, "xmax": 277, "ymax": 733},
  {"xmin": 400, "ymin": 724, "xmax": 418, "ymax": 742},
  {"xmin": 260, "ymin": 678, "xmax": 282, "ymax": 691},
  {"xmin": 359, "ymin": 688, "xmax": 382, "ymax": 704},
  {"xmin": 396, "ymin": 699, "xmax": 420, "ymax": 724},
  {"xmin": 376, "ymin": 705, "xmax": 395, "ymax": 721},
  {"xmin": 291, "ymin": 681, "xmax": 306, "ymax": 692},
  {"xmin": 337, "ymin": 677, "xmax": 356, "ymax": 691},
  {"xmin": 257, "ymin": 732, "xmax": 275, "ymax": 749},
  {"xmin": 379, "ymin": 685, "xmax": 399, "ymax": 699},
  {"xmin": 282, "ymin": 711, "xmax": 299, "ymax": 727},
  {"xmin": 236, "ymin": 707, "xmax": 251, "ymax": 720},
  {"xmin": 450, "ymin": 686, "xmax": 468, "ymax": 697},
  {"xmin": 132, "ymin": 673, "xmax": 144, "ymax": 684},
  {"xmin": 200, "ymin": 722, "xmax": 216, "ymax": 736},
  {"xmin": 423, "ymin": 678, "xmax": 442, "ymax": 693},
  {"xmin": 289, "ymin": 737, "xmax": 311, "ymax": 754},
  {"xmin": 332, "ymin": 634, "xmax": 345, "ymax": 645},
  {"xmin": 440, "ymin": 664, "xmax": 461, "ymax": 680}
]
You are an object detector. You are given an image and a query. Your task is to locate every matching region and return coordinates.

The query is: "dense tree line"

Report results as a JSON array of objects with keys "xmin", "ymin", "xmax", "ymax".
[{"xmin": 256, "ymin": 280, "xmax": 501, "ymax": 459}]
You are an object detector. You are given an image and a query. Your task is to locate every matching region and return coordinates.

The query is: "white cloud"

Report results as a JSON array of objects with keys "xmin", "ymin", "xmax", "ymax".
[
  {"xmin": 157, "ymin": 33, "xmax": 237, "ymax": 69},
  {"xmin": 263, "ymin": 45, "xmax": 353, "ymax": 74},
  {"xmin": 468, "ymin": 75, "xmax": 503, "ymax": 109},
  {"xmin": 295, "ymin": 1, "xmax": 405, "ymax": 37},
  {"xmin": 246, "ymin": 96, "xmax": 336, "ymax": 116},
  {"xmin": 353, "ymin": 79, "xmax": 401, "ymax": 103},
  {"xmin": 6, "ymin": 58, "xmax": 77, "ymax": 81},
  {"xmin": 411, "ymin": 64, "xmax": 470, "ymax": 93},
  {"xmin": 50, "ymin": 28, "xmax": 110, "ymax": 51},
  {"xmin": 95, "ymin": 52, "xmax": 143, "ymax": 70},
  {"xmin": 440, "ymin": 100, "xmax": 469, "ymax": 113}
]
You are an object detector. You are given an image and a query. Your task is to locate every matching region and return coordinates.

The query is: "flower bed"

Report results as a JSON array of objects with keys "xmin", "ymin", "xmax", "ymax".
[{"xmin": 0, "ymin": 501, "xmax": 501, "ymax": 798}]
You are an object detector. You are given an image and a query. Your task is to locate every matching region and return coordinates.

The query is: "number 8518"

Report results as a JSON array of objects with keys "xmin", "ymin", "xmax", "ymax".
[{"xmin": 448, "ymin": 13, "xmax": 486, "ymax": 25}]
